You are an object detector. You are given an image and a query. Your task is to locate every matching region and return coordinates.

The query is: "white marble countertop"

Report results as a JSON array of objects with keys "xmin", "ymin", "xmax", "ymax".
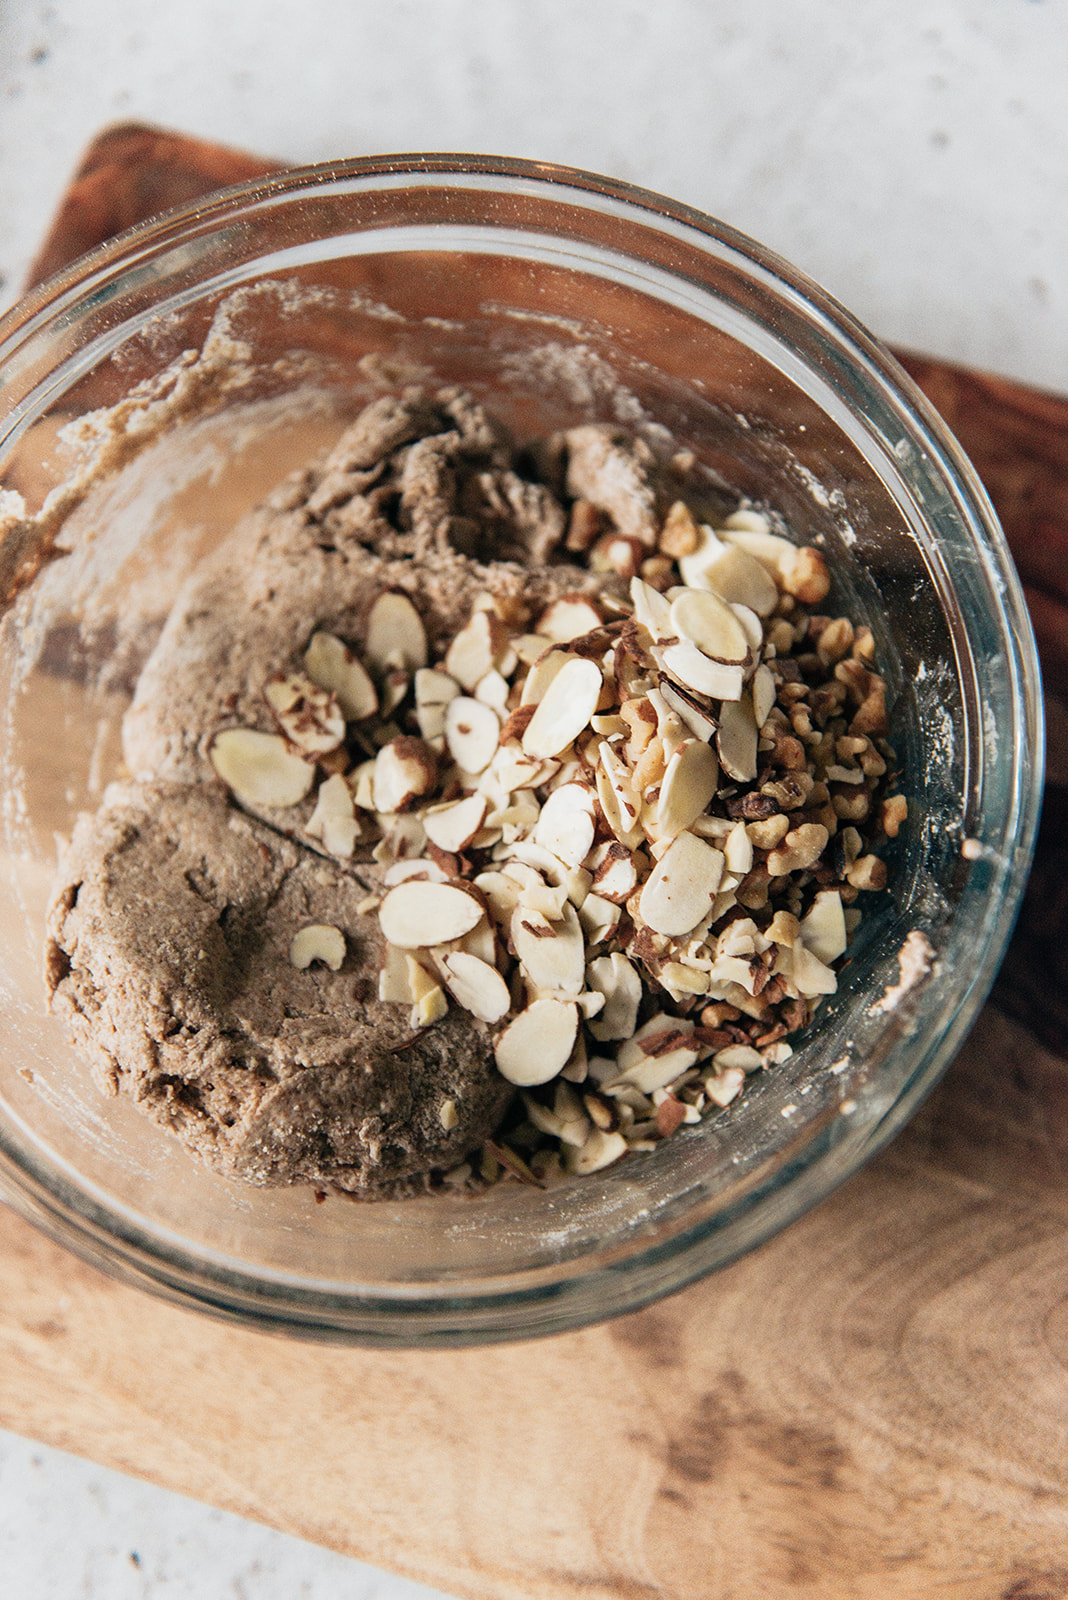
[{"xmin": 1, "ymin": 2, "xmax": 1065, "ymax": 1596}]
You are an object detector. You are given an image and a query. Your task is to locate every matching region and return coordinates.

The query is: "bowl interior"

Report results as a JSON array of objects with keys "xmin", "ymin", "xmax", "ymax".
[{"xmin": 0, "ymin": 166, "xmax": 1039, "ymax": 1341}]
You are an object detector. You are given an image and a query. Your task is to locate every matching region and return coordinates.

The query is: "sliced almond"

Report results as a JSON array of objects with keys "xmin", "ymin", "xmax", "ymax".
[
  {"xmin": 598, "ymin": 739, "xmax": 643, "ymax": 831},
  {"xmin": 655, "ymin": 677, "xmax": 717, "ymax": 743},
  {"xmin": 511, "ymin": 900, "xmax": 585, "ymax": 996},
  {"xmin": 380, "ymin": 667, "xmax": 409, "ymax": 717},
  {"xmin": 563, "ymin": 865, "xmax": 593, "ymax": 908},
  {"xmin": 405, "ymin": 955, "xmax": 441, "ymax": 1006},
  {"xmin": 501, "ymin": 841, "xmax": 574, "ymax": 888},
  {"xmin": 534, "ymin": 782, "xmax": 597, "ymax": 867},
  {"xmin": 710, "ymin": 1043, "xmax": 764, "ymax": 1073},
  {"xmin": 639, "ymin": 830, "xmax": 725, "ymax": 937},
  {"xmin": 305, "ymin": 771, "xmax": 360, "ymax": 859},
  {"xmin": 588, "ymin": 841, "xmax": 641, "ymax": 904},
  {"xmin": 383, "ymin": 858, "xmax": 450, "ymax": 885},
  {"xmin": 659, "ymin": 962, "xmax": 710, "ymax": 996},
  {"xmin": 715, "ymin": 916, "xmax": 762, "ymax": 958},
  {"xmin": 522, "ymin": 1087, "xmax": 579, "ymax": 1145},
  {"xmin": 751, "ymin": 662, "xmax": 777, "ymax": 729},
  {"xmin": 568, "ymin": 1127, "xmax": 628, "ymax": 1175},
  {"xmin": 378, "ymin": 881, "xmax": 484, "ymax": 948},
  {"xmin": 701, "ymin": 546, "xmax": 779, "ymax": 617},
  {"xmin": 452, "ymin": 916, "xmax": 499, "ymax": 966},
  {"xmin": 537, "ymin": 595, "xmax": 604, "ymax": 643},
  {"xmin": 474, "ymin": 669, "xmax": 510, "ymax": 716},
  {"xmin": 494, "ymin": 791, "xmax": 543, "ymax": 835},
  {"xmin": 498, "ymin": 859, "xmax": 546, "ymax": 892},
  {"xmin": 519, "ymin": 649, "xmax": 570, "ymax": 707},
  {"xmin": 722, "ymin": 509, "xmax": 771, "ymax": 533},
  {"xmin": 628, "ymin": 576, "xmax": 673, "ymax": 640},
  {"xmin": 620, "ymin": 1046, "xmax": 700, "ymax": 1096},
  {"xmin": 616, "ymin": 1013, "xmax": 695, "ymax": 1073},
  {"xmin": 445, "ymin": 696, "xmax": 501, "ymax": 775},
  {"xmin": 264, "ymin": 670, "xmax": 346, "ymax": 755},
  {"xmin": 289, "ymin": 924, "xmax": 346, "ymax": 971},
  {"xmin": 575, "ymin": 990, "xmax": 606, "ymax": 1021},
  {"xmin": 705, "ymin": 952, "xmax": 757, "ymax": 993},
  {"xmin": 414, "ymin": 667, "xmax": 461, "ymax": 742},
  {"xmin": 677, "ymin": 523, "xmax": 729, "ymax": 590},
  {"xmin": 788, "ymin": 942, "xmax": 839, "ymax": 997},
  {"xmin": 669, "ymin": 588, "xmax": 750, "ymax": 664},
  {"xmin": 372, "ymin": 736, "xmax": 436, "ymax": 813},
  {"xmin": 659, "ymin": 641, "xmax": 744, "ymax": 702},
  {"xmin": 473, "ymin": 870, "xmax": 522, "ymax": 924},
  {"xmin": 644, "ymin": 694, "xmax": 690, "ymax": 765},
  {"xmin": 442, "ymin": 951, "xmax": 511, "ymax": 1022},
  {"xmin": 800, "ymin": 888, "xmax": 847, "ymax": 964},
  {"xmin": 513, "ymin": 632, "xmax": 555, "ymax": 666},
  {"xmin": 721, "ymin": 526, "xmax": 799, "ymax": 580},
  {"xmin": 304, "ymin": 631, "xmax": 378, "ymax": 721},
  {"xmin": 614, "ymin": 1019, "xmax": 700, "ymax": 1094},
  {"xmin": 729, "ymin": 603, "xmax": 763, "ymax": 656},
  {"xmin": 578, "ymin": 892, "xmax": 622, "ymax": 946},
  {"xmin": 209, "ymin": 729, "xmax": 315, "ymax": 809},
  {"xmin": 554, "ymin": 1081, "xmax": 594, "ymax": 1144},
  {"xmin": 444, "ymin": 608, "xmax": 504, "ymax": 690},
  {"xmin": 657, "ymin": 739, "xmax": 720, "ymax": 839},
  {"xmin": 306, "ymin": 769, "xmax": 353, "ymax": 820},
  {"xmin": 494, "ymin": 999, "xmax": 579, "ymax": 1086},
  {"xmin": 350, "ymin": 758, "xmax": 376, "ymax": 811},
  {"xmin": 372, "ymin": 811, "xmax": 427, "ymax": 867},
  {"xmin": 716, "ymin": 695, "xmax": 759, "ymax": 783},
  {"xmin": 423, "ymin": 793, "xmax": 488, "ymax": 854},
  {"xmin": 365, "ymin": 592, "xmax": 428, "ymax": 674},
  {"xmin": 412, "ymin": 982, "xmax": 449, "ymax": 1029},
  {"xmin": 521, "ymin": 657, "xmax": 603, "ymax": 759},
  {"xmin": 378, "ymin": 941, "xmax": 414, "ymax": 1003},
  {"xmin": 704, "ymin": 1066, "xmax": 746, "ymax": 1108},
  {"xmin": 586, "ymin": 952, "xmax": 643, "ymax": 1041},
  {"xmin": 488, "ymin": 743, "xmax": 545, "ymax": 792}
]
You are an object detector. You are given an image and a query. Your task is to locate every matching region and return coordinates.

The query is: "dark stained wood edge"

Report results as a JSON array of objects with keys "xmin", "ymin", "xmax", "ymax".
[{"xmin": 26, "ymin": 121, "xmax": 282, "ymax": 291}]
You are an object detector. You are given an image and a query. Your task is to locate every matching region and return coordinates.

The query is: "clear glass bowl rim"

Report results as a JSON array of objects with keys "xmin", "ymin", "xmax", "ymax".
[{"xmin": 0, "ymin": 152, "xmax": 1044, "ymax": 1347}]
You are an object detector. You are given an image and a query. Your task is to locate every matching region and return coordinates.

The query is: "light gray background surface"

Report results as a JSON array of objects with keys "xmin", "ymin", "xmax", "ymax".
[{"xmin": 1, "ymin": 2, "xmax": 1066, "ymax": 1597}]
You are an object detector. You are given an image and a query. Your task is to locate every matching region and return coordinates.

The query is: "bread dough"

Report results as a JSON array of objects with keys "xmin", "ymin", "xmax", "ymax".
[
  {"xmin": 46, "ymin": 387, "xmax": 618, "ymax": 1192},
  {"xmin": 46, "ymin": 780, "xmax": 513, "ymax": 1192},
  {"xmin": 123, "ymin": 388, "xmax": 596, "ymax": 790}
]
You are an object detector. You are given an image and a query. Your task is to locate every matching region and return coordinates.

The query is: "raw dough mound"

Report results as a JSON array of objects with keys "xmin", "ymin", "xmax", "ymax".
[
  {"xmin": 48, "ymin": 389, "xmax": 630, "ymax": 1193},
  {"xmin": 45, "ymin": 781, "xmax": 511, "ymax": 1192},
  {"xmin": 123, "ymin": 386, "xmax": 603, "ymax": 788}
]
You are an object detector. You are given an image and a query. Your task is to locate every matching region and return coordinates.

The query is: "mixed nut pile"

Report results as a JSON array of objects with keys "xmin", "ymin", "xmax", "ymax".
[{"xmin": 208, "ymin": 500, "xmax": 905, "ymax": 1186}]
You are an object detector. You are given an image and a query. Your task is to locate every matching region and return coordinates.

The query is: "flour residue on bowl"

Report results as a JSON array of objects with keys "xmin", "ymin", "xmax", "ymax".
[{"xmin": 874, "ymin": 929, "xmax": 935, "ymax": 1013}]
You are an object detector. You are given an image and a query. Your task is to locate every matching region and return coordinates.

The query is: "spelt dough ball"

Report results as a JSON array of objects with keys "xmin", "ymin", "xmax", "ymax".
[
  {"xmin": 46, "ymin": 781, "xmax": 510, "ymax": 1193},
  {"xmin": 49, "ymin": 389, "xmax": 631, "ymax": 1192}
]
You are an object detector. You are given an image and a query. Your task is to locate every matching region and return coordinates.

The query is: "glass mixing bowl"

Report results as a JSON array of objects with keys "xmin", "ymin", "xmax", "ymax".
[{"xmin": 0, "ymin": 156, "xmax": 1042, "ymax": 1345}]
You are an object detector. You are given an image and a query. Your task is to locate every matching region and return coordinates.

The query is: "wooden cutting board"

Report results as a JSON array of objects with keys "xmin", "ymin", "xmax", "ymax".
[{"xmin": 4, "ymin": 124, "xmax": 1068, "ymax": 1600}]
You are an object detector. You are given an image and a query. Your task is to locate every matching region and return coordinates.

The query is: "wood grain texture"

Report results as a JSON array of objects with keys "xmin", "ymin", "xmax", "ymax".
[
  {"xmin": 3, "ymin": 1008, "xmax": 1068, "ymax": 1600},
  {"xmin": 26, "ymin": 121, "xmax": 280, "ymax": 291},
  {"xmin": 4, "ymin": 123, "xmax": 1068, "ymax": 1600}
]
